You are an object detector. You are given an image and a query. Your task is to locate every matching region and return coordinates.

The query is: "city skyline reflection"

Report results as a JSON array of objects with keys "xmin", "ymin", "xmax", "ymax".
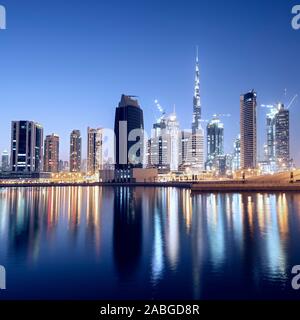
[{"xmin": 0, "ymin": 187, "xmax": 299, "ymax": 299}]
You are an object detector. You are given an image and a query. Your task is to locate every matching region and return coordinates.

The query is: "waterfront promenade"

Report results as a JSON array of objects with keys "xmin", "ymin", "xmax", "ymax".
[{"xmin": 1, "ymin": 170, "xmax": 300, "ymax": 191}]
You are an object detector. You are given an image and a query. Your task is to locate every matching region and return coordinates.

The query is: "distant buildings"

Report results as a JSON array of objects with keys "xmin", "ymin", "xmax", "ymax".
[
  {"xmin": 178, "ymin": 131, "xmax": 192, "ymax": 171},
  {"xmin": 149, "ymin": 111, "xmax": 180, "ymax": 173},
  {"xmin": 1, "ymin": 150, "xmax": 9, "ymax": 171},
  {"xmin": 232, "ymin": 135, "xmax": 241, "ymax": 171},
  {"xmin": 70, "ymin": 130, "xmax": 82, "ymax": 172},
  {"xmin": 59, "ymin": 160, "xmax": 69, "ymax": 172},
  {"xmin": 11, "ymin": 121, "xmax": 43, "ymax": 173},
  {"xmin": 44, "ymin": 134, "xmax": 59, "ymax": 173},
  {"xmin": 149, "ymin": 116, "xmax": 170, "ymax": 173},
  {"xmin": 206, "ymin": 116, "xmax": 224, "ymax": 171},
  {"xmin": 87, "ymin": 127, "xmax": 103, "ymax": 175},
  {"xmin": 240, "ymin": 90, "xmax": 257, "ymax": 169},
  {"xmin": 114, "ymin": 94, "xmax": 144, "ymax": 181}
]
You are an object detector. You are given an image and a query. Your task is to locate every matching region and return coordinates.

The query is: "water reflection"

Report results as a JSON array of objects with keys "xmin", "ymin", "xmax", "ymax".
[
  {"xmin": 0, "ymin": 187, "xmax": 299, "ymax": 299},
  {"xmin": 113, "ymin": 187, "xmax": 143, "ymax": 279}
]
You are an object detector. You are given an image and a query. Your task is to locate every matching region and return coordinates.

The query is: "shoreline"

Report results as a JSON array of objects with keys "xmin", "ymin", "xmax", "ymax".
[{"xmin": 1, "ymin": 181, "xmax": 300, "ymax": 192}]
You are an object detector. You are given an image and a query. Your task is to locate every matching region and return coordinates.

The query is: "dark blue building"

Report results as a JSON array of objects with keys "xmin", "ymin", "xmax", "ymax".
[{"xmin": 114, "ymin": 95, "xmax": 144, "ymax": 181}]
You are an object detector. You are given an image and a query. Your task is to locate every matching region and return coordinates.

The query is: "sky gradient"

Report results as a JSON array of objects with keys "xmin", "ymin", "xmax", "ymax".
[{"xmin": 0, "ymin": 0, "xmax": 299, "ymax": 164}]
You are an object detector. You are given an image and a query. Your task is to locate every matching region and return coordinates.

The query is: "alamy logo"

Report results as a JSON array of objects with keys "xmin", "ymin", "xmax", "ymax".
[
  {"xmin": 292, "ymin": 265, "xmax": 300, "ymax": 290},
  {"xmin": 292, "ymin": 5, "xmax": 300, "ymax": 30},
  {"xmin": 0, "ymin": 265, "xmax": 6, "ymax": 290},
  {"xmin": 0, "ymin": 5, "xmax": 6, "ymax": 30}
]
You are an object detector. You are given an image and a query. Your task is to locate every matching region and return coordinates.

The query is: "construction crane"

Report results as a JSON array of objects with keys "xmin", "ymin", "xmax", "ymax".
[
  {"xmin": 261, "ymin": 92, "xmax": 298, "ymax": 110},
  {"xmin": 154, "ymin": 99, "xmax": 166, "ymax": 122},
  {"xmin": 261, "ymin": 104, "xmax": 275, "ymax": 109},
  {"xmin": 212, "ymin": 113, "xmax": 231, "ymax": 118},
  {"xmin": 287, "ymin": 94, "xmax": 298, "ymax": 109}
]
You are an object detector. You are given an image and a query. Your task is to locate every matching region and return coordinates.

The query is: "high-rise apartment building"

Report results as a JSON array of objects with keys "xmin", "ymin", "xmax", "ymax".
[
  {"xmin": 240, "ymin": 90, "xmax": 257, "ymax": 169},
  {"xmin": 232, "ymin": 135, "xmax": 241, "ymax": 171},
  {"xmin": 70, "ymin": 130, "xmax": 82, "ymax": 172},
  {"xmin": 264, "ymin": 103, "xmax": 290, "ymax": 172},
  {"xmin": 206, "ymin": 116, "xmax": 224, "ymax": 170},
  {"xmin": 11, "ymin": 121, "xmax": 43, "ymax": 173},
  {"xmin": 1, "ymin": 150, "xmax": 9, "ymax": 171},
  {"xmin": 87, "ymin": 127, "xmax": 103, "ymax": 174},
  {"xmin": 275, "ymin": 103, "xmax": 290, "ymax": 169},
  {"xmin": 44, "ymin": 134, "xmax": 59, "ymax": 173}
]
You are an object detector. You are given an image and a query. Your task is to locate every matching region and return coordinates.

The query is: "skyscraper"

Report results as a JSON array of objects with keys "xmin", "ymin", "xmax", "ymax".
[
  {"xmin": 11, "ymin": 121, "xmax": 43, "ymax": 173},
  {"xmin": 150, "ymin": 117, "xmax": 170, "ymax": 173},
  {"xmin": 188, "ymin": 48, "xmax": 204, "ymax": 171},
  {"xmin": 178, "ymin": 131, "xmax": 192, "ymax": 171},
  {"xmin": 275, "ymin": 103, "xmax": 290, "ymax": 170},
  {"xmin": 149, "ymin": 110, "xmax": 180, "ymax": 173},
  {"xmin": 240, "ymin": 90, "xmax": 257, "ymax": 169},
  {"xmin": 44, "ymin": 134, "xmax": 59, "ymax": 173},
  {"xmin": 70, "ymin": 130, "xmax": 82, "ymax": 172},
  {"xmin": 206, "ymin": 116, "xmax": 224, "ymax": 170},
  {"xmin": 264, "ymin": 103, "xmax": 290, "ymax": 172},
  {"xmin": 87, "ymin": 127, "xmax": 103, "ymax": 174},
  {"xmin": 166, "ymin": 112, "xmax": 180, "ymax": 171},
  {"xmin": 192, "ymin": 47, "xmax": 201, "ymax": 132},
  {"xmin": 114, "ymin": 94, "xmax": 144, "ymax": 181},
  {"xmin": 1, "ymin": 150, "xmax": 9, "ymax": 171}
]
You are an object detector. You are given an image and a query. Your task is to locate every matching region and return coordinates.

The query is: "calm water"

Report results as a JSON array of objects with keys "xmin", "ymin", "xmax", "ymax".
[{"xmin": 0, "ymin": 186, "xmax": 300, "ymax": 300}]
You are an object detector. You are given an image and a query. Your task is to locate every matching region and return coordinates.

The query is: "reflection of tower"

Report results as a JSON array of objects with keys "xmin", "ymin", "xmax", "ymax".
[
  {"xmin": 86, "ymin": 186, "xmax": 102, "ymax": 254},
  {"xmin": 165, "ymin": 188, "xmax": 179, "ymax": 269},
  {"xmin": 113, "ymin": 187, "xmax": 143, "ymax": 278}
]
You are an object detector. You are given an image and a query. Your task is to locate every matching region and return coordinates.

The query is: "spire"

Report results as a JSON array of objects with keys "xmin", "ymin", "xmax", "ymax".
[{"xmin": 192, "ymin": 46, "xmax": 201, "ymax": 132}]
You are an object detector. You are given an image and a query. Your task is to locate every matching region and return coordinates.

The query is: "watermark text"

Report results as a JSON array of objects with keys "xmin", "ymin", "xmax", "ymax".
[
  {"xmin": 292, "ymin": 5, "xmax": 300, "ymax": 30},
  {"xmin": 0, "ymin": 265, "xmax": 6, "ymax": 290},
  {"xmin": 0, "ymin": 4, "xmax": 6, "ymax": 30}
]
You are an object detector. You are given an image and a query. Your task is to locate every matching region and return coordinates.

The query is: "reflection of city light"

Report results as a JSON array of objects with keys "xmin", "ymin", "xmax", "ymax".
[
  {"xmin": 182, "ymin": 189, "xmax": 192, "ymax": 232},
  {"xmin": 151, "ymin": 211, "xmax": 164, "ymax": 285},
  {"xmin": 166, "ymin": 188, "xmax": 179, "ymax": 269}
]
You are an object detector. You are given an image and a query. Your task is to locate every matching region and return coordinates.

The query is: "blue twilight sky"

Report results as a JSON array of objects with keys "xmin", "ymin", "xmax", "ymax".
[{"xmin": 0, "ymin": 0, "xmax": 299, "ymax": 163}]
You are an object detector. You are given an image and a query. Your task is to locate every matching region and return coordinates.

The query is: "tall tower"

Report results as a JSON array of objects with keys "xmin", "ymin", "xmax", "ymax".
[
  {"xmin": 87, "ymin": 127, "xmax": 103, "ymax": 174},
  {"xmin": 11, "ymin": 121, "xmax": 43, "ymax": 173},
  {"xmin": 114, "ymin": 94, "xmax": 144, "ymax": 181},
  {"xmin": 240, "ymin": 90, "xmax": 257, "ymax": 169},
  {"xmin": 192, "ymin": 46, "xmax": 201, "ymax": 133},
  {"xmin": 44, "ymin": 134, "xmax": 59, "ymax": 173},
  {"xmin": 206, "ymin": 116, "xmax": 224, "ymax": 170},
  {"xmin": 70, "ymin": 130, "xmax": 82, "ymax": 172},
  {"xmin": 275, "ymin": 103, "xmax": 289, "ymax": 170},
  {"xmin": 188, "ymin": 47, "xmax": 204, "ymax": 172}
]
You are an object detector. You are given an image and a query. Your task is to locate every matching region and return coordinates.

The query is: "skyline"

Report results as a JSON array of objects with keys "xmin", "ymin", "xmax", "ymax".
[{"xmin": 0, "ymin": 0, "xmax": 299, "ymax": 164}]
